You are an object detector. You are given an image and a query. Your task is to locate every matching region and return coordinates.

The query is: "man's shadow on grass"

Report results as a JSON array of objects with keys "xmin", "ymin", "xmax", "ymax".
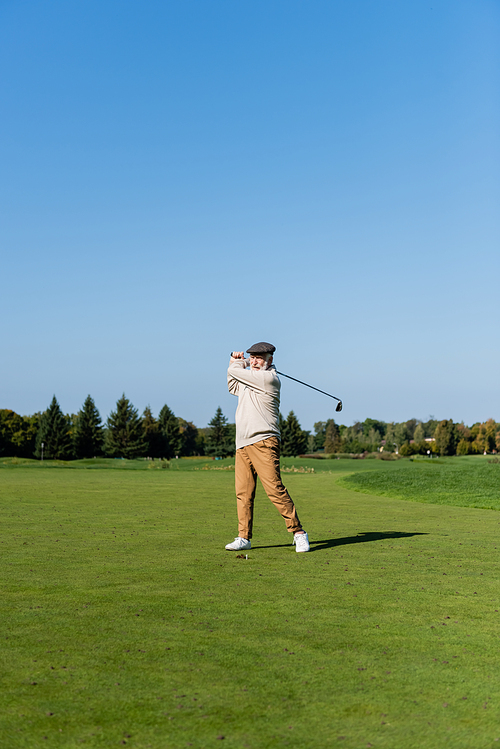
[{"xmin": 256, "ymin": 531, "xmax": 428, "ymax": 552}]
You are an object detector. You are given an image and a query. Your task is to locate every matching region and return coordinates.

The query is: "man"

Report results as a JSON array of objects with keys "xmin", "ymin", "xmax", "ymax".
[{"xmin": 225, "ymin": 342, "xmax": 310, "ymax": 553}]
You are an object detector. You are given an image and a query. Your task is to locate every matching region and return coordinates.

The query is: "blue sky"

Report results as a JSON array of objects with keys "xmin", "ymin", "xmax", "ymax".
[{"xmin": 1, "ymin": 0, "xmax": 498, "ymax": 430}]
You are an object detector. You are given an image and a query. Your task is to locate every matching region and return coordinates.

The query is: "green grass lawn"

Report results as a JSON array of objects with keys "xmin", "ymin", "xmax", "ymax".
[
  {"xmin": 2, "ymin": 458, "xmax": 500, "ymax": 748},
  {"xmin": 340, "ymin": 455, "xmax": 500, "ymax": 510}
]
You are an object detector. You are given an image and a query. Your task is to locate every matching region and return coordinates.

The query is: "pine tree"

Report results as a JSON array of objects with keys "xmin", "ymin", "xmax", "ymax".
[
  {"xmin": 158, "ymin": 404, "xmax": 182, "ymax": 459},
  {"xmin": 279, "ymin": 411, "xmax": 289, "ymax": 452},
  {"xmin": 205, "ymin": 406, "xmax": 233, "ymax": 457},
  {"xmin": 142, "ymin": 406, "xmax": 163, "ymax": 458},
  {"xmin": 278, "ymin": 412, "xmax": 285, "ymax": 440},
  {"xmin": 323, "ymin": 419, "xmax": 341, "ymax": 453},
  {"xmin": 74, "ymin": 395, "xmax": 104, "ymax": 458},
  {"xmin": 281, "ymin": 411, "xmax": 308, "ymax": 457},
  {"xmin": 105, "ymin": 394, "xmax": 147, "ymax": 459},
  {"xmin": 35, "ymin": 396, "xmax": 73, "ymax": 460}
]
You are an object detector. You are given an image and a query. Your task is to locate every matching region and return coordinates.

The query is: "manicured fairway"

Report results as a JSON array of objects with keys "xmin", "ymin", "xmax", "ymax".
[{"xmin": 2, "ymin": 461, "xmax": 500, "ymax": 748}]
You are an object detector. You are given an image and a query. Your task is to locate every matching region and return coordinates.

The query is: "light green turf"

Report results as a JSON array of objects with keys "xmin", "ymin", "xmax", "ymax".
[
  {"xmin": 0, "ymin": 455, "xmax": 400, "ymax": 472},
  {"xmin": 340, "ymin": 455, "xmax": 500, "ymax": 510},
  {"xmin": 2, "ymin": 464, "xmax": 500, "ymax": 748}
]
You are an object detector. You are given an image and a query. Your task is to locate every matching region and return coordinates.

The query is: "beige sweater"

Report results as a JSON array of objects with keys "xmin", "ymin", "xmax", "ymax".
[{"xmin": 227, "ymin": 358, "xmax": 281, "ymax": 449}]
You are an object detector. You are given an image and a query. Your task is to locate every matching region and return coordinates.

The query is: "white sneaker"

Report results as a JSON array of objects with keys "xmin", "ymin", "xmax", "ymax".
[
  {"xmin": 294, "ymin": 532, "xmax": 310, "ymax": 552},
  {"xmin": 225, "ymin": 537, "xmax": 251, "ymax": 551}
]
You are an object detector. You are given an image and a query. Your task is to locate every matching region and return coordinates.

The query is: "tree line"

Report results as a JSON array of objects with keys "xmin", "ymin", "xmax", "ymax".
[
  {"xmin": 0, "ymin": 395, "xmax": 202, "ymax": 460},
  {"xmin": 311, "ymin": 416, "xmax": 500, "ymax": 457},
  {"xmin": 0, "ymin": 398, "xmax": 311, "ymax": 460},
  {"xmin": 0, "ymin": 397, "xmax": 498, "ymax": 459},
  {"xmin": 205, "ymin": 414, "xmax": 499, "ymax": 458}
]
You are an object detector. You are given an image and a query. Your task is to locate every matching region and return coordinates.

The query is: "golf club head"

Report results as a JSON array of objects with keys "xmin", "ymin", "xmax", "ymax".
[{"xmin": 336, "ymin": 401, "xmax": 343, "ymax": 412}]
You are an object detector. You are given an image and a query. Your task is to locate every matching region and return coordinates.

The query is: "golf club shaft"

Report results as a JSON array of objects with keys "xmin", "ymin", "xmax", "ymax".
[
  {"xmin": 230, "ymin": 353, "xmax": 343, "ymax": 410},
  {"xmin": 276, "ymin": 371, "xmax": 342, "ymax": 404}
]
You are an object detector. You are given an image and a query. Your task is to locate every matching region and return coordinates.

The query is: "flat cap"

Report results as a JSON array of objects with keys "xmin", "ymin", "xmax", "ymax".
[{"xmin": 246, "ymin": 341, "xmax": 276, "ymax": 355}]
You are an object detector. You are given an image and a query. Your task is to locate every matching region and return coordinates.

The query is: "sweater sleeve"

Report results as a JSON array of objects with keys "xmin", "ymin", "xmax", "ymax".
[
  {"xmin": 227, "ymin": 360, "xmax": 279, "ymax": 396},
  {"xmin": 227, "ymin": 358, "xmax": 247, "ymax": 396}
]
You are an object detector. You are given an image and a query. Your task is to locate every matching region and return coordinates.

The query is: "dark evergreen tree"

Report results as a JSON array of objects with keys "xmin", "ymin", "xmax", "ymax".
[
  {"xmin": 158, "ymin": 404, "xmax": 182, "ymax": 459},
  {"xmin": 105, "ymin": 394, "xmax": 147, "ymax": 459},
  {"xmin": 324, "ymin": 419, "xmax": 341, "ymax": 453},
  {"xmin": 142, "ymin": 406, "xmax": 164, "ymax": 458},
  {"xmin": 278, "ymin": 412, "xmax": 285, "ymax": 439},
  {"xmin": 205, "ymin": 406, "xmax": 234, "ymax": 457},
  {"xmin": 226, "ymin": 422, "xmax": 236, "ymax": 453},
  {"xmin": 279, "ymin": 411, "xmax": 289, "ymax": 451},
  {"xmin": 35, "ymin": 396, "xmax": 74, "ymax": 460},
  {"xmin": 281, "ymin": 411, "xmax": 308, "ymax": 457},
  {"xmin": 74, "ymin": 395, "xmax": 104, "ymax": 458}
]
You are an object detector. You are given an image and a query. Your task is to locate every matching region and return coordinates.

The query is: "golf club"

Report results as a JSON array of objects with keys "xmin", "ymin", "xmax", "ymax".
[
  {"xmin": 276, "ymin": 371, "xmax": 343, "ymax": 412},
  {"xmin": 230, "ymin": 353, "xmax": 343, "ymax": 412}
]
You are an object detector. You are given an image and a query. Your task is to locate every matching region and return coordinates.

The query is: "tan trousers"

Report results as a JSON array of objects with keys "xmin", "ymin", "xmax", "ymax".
[{"xmin": 235, "ymin": 436, "xmax": 302, "ymax": 539}]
